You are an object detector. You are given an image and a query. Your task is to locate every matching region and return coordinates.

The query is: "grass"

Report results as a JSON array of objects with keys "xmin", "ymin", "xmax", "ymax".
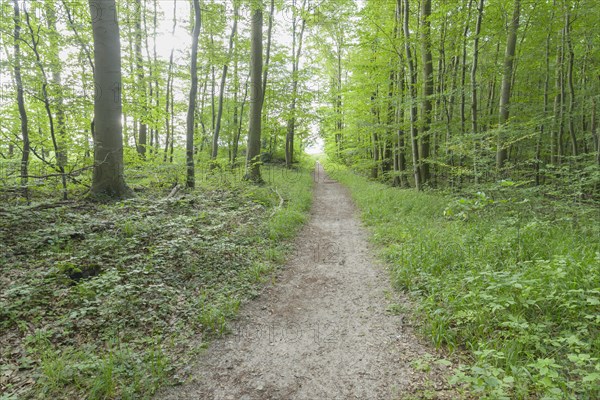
[
  {"xmin": 323, "ymin": 160, "xmax": 600, "ymax": 399},
  {"xmin": 0, "ymin": 161, "xmax": 314, "ymax": 399}
]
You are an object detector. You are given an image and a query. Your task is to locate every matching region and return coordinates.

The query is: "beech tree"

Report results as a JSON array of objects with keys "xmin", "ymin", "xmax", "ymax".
[
  {"xmin": 186, "ymin": 0, "xmax": 201, "ymax": 188},
  {"xmin": 88, "ymin": 0, "xmax": 132, "ymax": 199},
  {"xmin": 1, "ymin": 0, "xmax": 598, "ymax": 199},
  {"xmin": 245, "ymin": 3, "xmax": 263, "ymax": 182}
]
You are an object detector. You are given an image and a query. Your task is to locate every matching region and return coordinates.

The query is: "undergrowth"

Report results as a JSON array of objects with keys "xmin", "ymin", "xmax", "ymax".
[
  {"xmin": 324, "ymin": 160, "xmax": 600, "ymax": 399},
  {"xmin": 0, "ymin": 163, "xmax": 313, "ymax": 399}
]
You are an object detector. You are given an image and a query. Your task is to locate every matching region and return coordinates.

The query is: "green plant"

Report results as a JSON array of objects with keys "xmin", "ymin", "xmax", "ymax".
[{"xmin": 327, "ymin": 162, "xmax": 600, "ymax": 399}]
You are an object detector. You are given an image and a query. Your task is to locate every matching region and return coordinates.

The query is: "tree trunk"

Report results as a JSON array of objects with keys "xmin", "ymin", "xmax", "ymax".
[
  {"xmin": 471, "ymin": 0, "xmax": 484, "ymax": 183},
  {"xmin": 46, "ymin": 2, "xmax": 68, "ymax": 170},
  {"xmin": 163, "ymin": 1, "xmax": 177, "ymax": 162},
  {"xmin": 403, "ymin": 0, "xmax": 421, "ymax": 190},
  {"xmin": 496, "ymin": 0, "xmax": 521, "ymax": 170},
  {"xmin": 537, "ymin": 7, "xmax": 555, "ymax": 185},
  {"xmin": 212, "ymin": 6, "xmax": 239, "ymax": 164},
  {"xmin": 371, "ymin": 92, "xmax": 379, "ymax": 179},
  {"xmin": 25, "ymin": 7, "xmax": 68, "ymax": 199},
  {"xmin": 564, "ymin": 8, "xmax": 578, "ymax": 157},
  {"xmin": 13, "ymin": 0, "xmax": 29, "ymax": 200},
  {"xmin": 245, "ymin": 6, "xmax": 263, "ymax": 182},
  {"xmin": 88, "ymin": 0, "xmax": 132, "ymax": 199},
  {"xmin": 135, "ymin": 0, "xmax": 147, "ymax": 158},
  {"xmin": 261, "ymin": 0, "xmax": 275, "ymax": 106},
  {"xmin": 420, "ymin": 0, "xmax": 433, "ymax": 184},
  {"xmin": 186, "ymin": 0, "xmax": 201, "ymax": 188},
  {"xmin": 285, "ymin": 0, "xmax": 307, "ymax": 168},
  {"xmin": 233, "ymin": 73, "xmax": 250, "ymax": 167}
]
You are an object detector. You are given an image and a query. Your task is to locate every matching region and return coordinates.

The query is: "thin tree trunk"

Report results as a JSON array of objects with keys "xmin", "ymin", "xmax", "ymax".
[
  {"xmin": 537, "ymin": 8, "xmax": 555, "ymax": 185},
  {"xmin": 164, "ymin": 0, "xmax": 177, "ymax": 162},
  {"xmin": 393, "ymin": 0, "xmax": 409, "ymax": 190},
  {"xmin": 212, "ymin": 5, "xmax": 239, "ymax": 164},
  {"xmin": 593, "ymin": 96, "xmax": 600, "ymax": 166},
  {"xmin": 285, "ymin": 0, "xmax": 307, "ymax": 168},
  {"xmin": 233, "ymin": 73, "xmax": 250, "ymax": 167},
  {"xmin": 403, "ymin": 0, "xmax": 421, "ymax": 190},
  {"xmin": 261, "ymin": 0, "xmax": 275, "ymax": 105},
  {"xmin": 496, "ymin": 0, "xmax": 521, "ymax": 170},
  {"xmin": 135, "ymin": 0, "xmax": 147, "ymax": 158},
  {"xmin": 143, "ymin": 0, "xmax": 156, "ymax": 154},
  {"xmin": 164, "ymin": 64, "xmax": 172, "ymax": 162},
  {"xmin": 565, "ymin": 8, "xmax": 578, "ymax": 157},
  {"xmin": 153, "ymin": 0, "xmax": 160, "ymax": 153},
  {"xmin": 471, "ymin": 0, "xmax": 484, "ymax": 183},
  {"xmin": 460, "ymin": 0, "xmax": 473, "ymax": 137},
  {"xmin": 230, "ymin": 42, "xmax": 239, "ymax": 165},
  {"xmin": 371, "ymin": 92, "xmax": 379, "ymax": 179},
  {"xmin": 13, "ymin": 0, "xmax": 29, "ymax": 200},
  {"xmin": 24, "ymin": 8, "xmax": 68, "ymax": 199},
  {"xmin": 420, "ymin": 0, "xmax": 433, "ymax": 184},
  {"xmin": 186, "ymin": 0, "xmax": 201, "ymax": 188},
  {"xmin": 46, "ymin": 2, "xmax": 68, "ymax": 170}
]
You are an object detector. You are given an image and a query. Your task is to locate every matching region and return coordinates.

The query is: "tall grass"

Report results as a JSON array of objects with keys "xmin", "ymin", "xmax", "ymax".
[{"xmin": 325, "ymin": 162, "xmax": 600, "ymax": 399}]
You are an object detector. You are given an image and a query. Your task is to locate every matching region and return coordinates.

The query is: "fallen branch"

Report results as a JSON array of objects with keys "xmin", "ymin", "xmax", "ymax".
[
  {"xmin": 269, "ymin": 187, "xmax": 284, "ymax": 217},
  {"xmin": 166, "ymin": 184, "xmax": 182, "ymax": 199}
]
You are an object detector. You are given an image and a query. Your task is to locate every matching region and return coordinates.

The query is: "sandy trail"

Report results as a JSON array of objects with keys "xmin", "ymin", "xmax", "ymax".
[{"xmin": 157, "ymin": 163, "xmax": 454, "ymax": 399}]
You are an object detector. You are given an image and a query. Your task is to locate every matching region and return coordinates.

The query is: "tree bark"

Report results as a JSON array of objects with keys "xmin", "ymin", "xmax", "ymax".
[
  {"xmin": 135, "ymin": 0, "xmax": 147, "ymax": 158},
  {"xmin": 186, "ymin": 0, "xmax": 201, "ymax": 188},
  {"xmin": 13, "ymin": 0, "xmax": 29, "ymax": 200},
  {"xmin": 212, "ymin": 5, "xmax": 239, "ymax": 164},
  {"xmin": 420, "ymin": 0, "xmax": 433, "ymax": 184},
  {"xmin": 403, "ymin": 0, "xmax": 421, "ymax": 190},
  {"xmin": 471, "ymin": 0, "xmax": 484, "ymax": 183},
  {"xmin": 164, "ymin": 0, "xmax": 177, "ymax": 162},
  {"xmin": 564, "ymin": 7, "xmax": 578, "ymax": 157},
  {"xmin": 245, "ymin": 6, "xmax": 264, "ymax": 182},
  {"xmin": 496, "ymin": 0, "xmax": 521, "ymax": 170},
  {"xmin": 261, "ymin": 0, "xmax": 275, "ymax": 106},
  {"xmin": 233, "ymin": 73, "xmax": 250, "ymax": 167},
  {"xmin": 285, "ymin": 0, "xmax": 307, "ymax": 168},
  {"xmin": 393, "ymin": 0, "xmax": 409, "ymax": 190},
  {"xmin": 88, "ymin": 0, "xmax": 132, "ymax": 199},
  {"xmin": 593, "ymin": 96, "xmax": 600, "ymax": 166}
]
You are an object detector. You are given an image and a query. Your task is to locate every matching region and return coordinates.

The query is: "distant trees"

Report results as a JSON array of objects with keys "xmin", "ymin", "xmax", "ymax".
[
  {"xmin": 7, "ymin": 0, "xmax": 595, "ymax": 198},
  {"xmin": 319, "ymin": 0, "xmax": 600, "ymax": 196},
  {"xmin": 0, "ymin": 0, "xmax": 326, "ymax": 199}
]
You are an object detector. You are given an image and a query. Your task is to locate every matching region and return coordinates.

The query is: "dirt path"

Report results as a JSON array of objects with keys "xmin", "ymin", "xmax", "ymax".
[{"xmin": 157, "ymin": 164, "xmax": 456, "ymax": 399}]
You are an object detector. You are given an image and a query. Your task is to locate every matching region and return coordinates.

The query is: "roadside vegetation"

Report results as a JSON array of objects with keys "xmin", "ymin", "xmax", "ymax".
[
  {"xmin": 324, "ymin": 160, "xmax": 600, "ymax": 399},
  {"xmin": 0, "ymin": 162, "xmax": 314, "ymax": 399}
]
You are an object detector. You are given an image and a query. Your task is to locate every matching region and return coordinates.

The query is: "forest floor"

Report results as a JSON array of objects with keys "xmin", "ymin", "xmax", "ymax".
[
  {"xmin": 0, "ymin": 165, "xmax": 314, "ymax": 399},
  {"xmin": 156, "ymin": 163, "xmax": 460, "ymax": 400}
]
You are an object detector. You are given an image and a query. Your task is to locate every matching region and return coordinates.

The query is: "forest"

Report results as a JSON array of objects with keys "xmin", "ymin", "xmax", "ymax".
[{"xmin": 0, "ymin": 0, "xmax": 599, "ymax": 399}]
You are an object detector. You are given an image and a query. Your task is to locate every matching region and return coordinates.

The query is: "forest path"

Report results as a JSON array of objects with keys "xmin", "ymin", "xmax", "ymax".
[{"xmin": 157, "ymin": 163, "xmax": 455, "ymax": 400}]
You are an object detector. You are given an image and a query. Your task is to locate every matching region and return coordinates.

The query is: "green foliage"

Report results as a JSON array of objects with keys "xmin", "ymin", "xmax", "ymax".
[
  {"xmin": 0, "ymin": 164, "xmax": 313, "ymax": 399},
  {"xmin": 327, "ymin": 162, "xmax": 600, "ymax": 399}
]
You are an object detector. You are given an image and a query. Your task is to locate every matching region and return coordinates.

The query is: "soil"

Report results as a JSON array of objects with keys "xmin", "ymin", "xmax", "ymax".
[{"xmin": 156, "ymin": 163, "xmax": 459, "ymax": 400}]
